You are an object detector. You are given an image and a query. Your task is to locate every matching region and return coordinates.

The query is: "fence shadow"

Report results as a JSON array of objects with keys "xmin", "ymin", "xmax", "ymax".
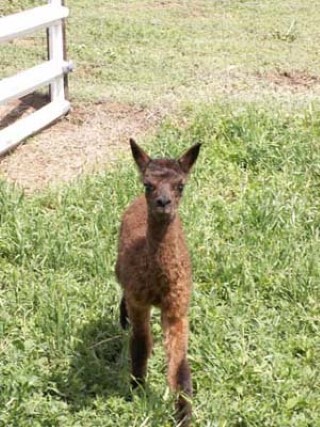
[
  {"xmin": 52, "ymin": 313, "xmax": 131, "ymax": 411},
  {"xmin": 0, "ymin": 92, "xmax": 49, "ymax": 130}
]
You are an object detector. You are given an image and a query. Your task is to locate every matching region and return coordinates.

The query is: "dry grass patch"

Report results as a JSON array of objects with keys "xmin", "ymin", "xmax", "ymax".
[
  {"xmin": 0, "ymin": 96, "xmax": 164, "ymax": 192},
  {"xmin": 257, "ymin": 69, "xmax": 320, "ymax": 91}
]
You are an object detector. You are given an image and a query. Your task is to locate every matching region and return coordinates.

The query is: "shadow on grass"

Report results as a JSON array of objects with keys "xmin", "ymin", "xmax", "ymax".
[
  {"xmin": 52, "ymin": 314, "xmax": 130, "ymax": 411},
  {"xmin": 0, "ymin": 92, "xmax": 49, "ymax": 130}
]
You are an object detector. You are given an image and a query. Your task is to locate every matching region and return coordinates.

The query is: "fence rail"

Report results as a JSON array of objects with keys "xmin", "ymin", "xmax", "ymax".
[
  {"xmin": 0, "ymin": 4, "xmax": 69, "ymax": 43},
  {"xmin": 0, "ymin": 0, "xmax": 72, "ymax": 156}
]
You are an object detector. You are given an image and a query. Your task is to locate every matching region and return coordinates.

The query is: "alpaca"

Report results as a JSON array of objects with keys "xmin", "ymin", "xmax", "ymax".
[{"xmin": 115, "ymin": 138, "xmax": 201, "ymax": 426}]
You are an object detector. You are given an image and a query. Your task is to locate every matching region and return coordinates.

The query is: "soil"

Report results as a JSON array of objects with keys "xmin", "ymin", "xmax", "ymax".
[
  {"xmin": 257, "ymin": 69, "xmax": 320, "ymax": 90},
  {"xmin": 0, "ymin": 93, "xmax": 164, "ymax": 193},
  {"xmin": 1, "ymin": 68, "xmax": 319, "ymax": 193}
]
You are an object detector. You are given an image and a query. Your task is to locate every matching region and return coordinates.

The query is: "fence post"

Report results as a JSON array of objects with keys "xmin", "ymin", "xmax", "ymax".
[
  {"xmin": 48, "ymin": 0, "xmax": 67, "ymax": 102},
  {"xmin": 0, "ymin": 2, "xmax": 71, "ymax": 154}
]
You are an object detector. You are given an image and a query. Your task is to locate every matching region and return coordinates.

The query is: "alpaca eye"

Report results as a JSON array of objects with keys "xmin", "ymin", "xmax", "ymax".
[
  {"xmin": 144, "ymin": 183, "xmax": 154, "ymax": 193},
  {"xmin": 177, "ymin": 183, "xmax": 184, "ymax": 193}
]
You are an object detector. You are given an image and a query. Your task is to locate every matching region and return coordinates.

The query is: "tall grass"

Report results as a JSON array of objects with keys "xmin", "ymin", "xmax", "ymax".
[{"xmin": 1, "ymin": 106, "xmax": 320, "ymax": 426}]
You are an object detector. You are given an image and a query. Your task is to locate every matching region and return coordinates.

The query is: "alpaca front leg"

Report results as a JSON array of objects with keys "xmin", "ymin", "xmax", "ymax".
[
  {"xmin": 127, "ymin": 304, "xmax": 152, "ymax": 388},
  {"xmin": 162, "ymin": 314, "xmax": 192, "ymax": 426}
]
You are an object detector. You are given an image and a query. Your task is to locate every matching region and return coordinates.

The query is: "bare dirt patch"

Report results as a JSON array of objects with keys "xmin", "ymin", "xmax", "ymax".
[
  {"xmin": 257, "ymin": 69, "xmax": 320, "ymax": 91},
  {"xmin": 0, "ymin": 94, "xmax": 164, "ymax": 193}
]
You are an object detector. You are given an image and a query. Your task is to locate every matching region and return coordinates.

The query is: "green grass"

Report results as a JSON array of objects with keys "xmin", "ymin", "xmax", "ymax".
[
  {"xmin": 1, "ymin": 106, "xmax": 320, "ymax": 426},
  {"xmin": 1, "ymin": 0, "xmax": 320, "ymax": 106},
  {"xmin": 1, "ymin": 1, "xmax": 320, "ymax": 425}
]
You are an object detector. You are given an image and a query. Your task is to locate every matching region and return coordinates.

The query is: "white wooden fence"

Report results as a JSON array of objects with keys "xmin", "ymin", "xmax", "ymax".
[{"xmin": 0, "ymin": 0, "xmax": 72, "ymax": 156}]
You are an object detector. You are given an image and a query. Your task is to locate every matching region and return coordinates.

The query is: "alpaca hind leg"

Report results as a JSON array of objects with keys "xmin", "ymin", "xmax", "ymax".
[
  {"xmin": 128, "ymin": 304, "xmax": 152, "ymax": 388},
  {"xmin": 120, "ymin": 295, "xmax": 129, "ymax": 329}
]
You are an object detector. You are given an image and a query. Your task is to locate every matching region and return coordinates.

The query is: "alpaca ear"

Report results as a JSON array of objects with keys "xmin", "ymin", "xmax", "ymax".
[
  {"xmin": 130, "ymin": 138, "xmax": 151, "ymax": 173},
  {"xmin": 178, "ymin": 143, "xmax": 201, "ymax": 174}
]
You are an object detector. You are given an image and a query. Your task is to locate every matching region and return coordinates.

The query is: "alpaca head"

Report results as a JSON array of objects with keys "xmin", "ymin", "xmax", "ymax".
[{"xmin": 130, "ymin": 138, "xmax": 201, "ymax": 222}]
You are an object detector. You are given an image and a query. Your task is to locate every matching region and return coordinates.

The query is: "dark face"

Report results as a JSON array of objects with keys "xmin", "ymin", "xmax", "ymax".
[
  {"xmin": 129, "ymin": 138, "xmax": 201, "ymax": 223},
  {"xmin": 143, "ymin": 159, "xmax": 186, "ymax": 221}
]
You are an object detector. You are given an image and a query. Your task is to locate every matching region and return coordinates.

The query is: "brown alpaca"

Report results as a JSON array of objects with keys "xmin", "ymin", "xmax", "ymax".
[{"xmin": 115, "ymin": 138, "xmax": 201, "ymax": 426}]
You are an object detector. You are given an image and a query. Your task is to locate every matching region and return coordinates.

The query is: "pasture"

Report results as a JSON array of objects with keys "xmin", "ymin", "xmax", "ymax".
[{"xmin": 1, "ymin": 1, "xmax": 320, "ymax": 426}]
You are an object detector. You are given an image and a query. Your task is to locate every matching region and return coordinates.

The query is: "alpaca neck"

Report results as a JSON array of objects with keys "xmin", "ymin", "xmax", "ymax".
[
  {"xmin": 146, "ymin": 214, "xmax": 180, "ymax": 258},
  {"xmin": 146, "ymin": 213, "xmax": 188, "ymax": 292}
]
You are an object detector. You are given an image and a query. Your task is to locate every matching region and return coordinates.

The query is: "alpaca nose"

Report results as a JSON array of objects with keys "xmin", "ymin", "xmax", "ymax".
[{"xmin": 156, "ymin": 196, "xmax": 171, "ymax": 208}]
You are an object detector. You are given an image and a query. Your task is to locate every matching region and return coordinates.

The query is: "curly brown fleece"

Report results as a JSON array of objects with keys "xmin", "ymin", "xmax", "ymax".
[{"xmin": 116, "ymin": 139, "xmax": 201, "ymax": 426}]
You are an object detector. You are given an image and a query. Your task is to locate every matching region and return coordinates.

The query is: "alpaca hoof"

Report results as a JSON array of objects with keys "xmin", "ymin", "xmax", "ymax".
[
  {"xmin": 131, "ymin": 376, "xmax": 145, "ymax": 390},
  {"xmin": 176, "ymin": 397, "xmax": 192, "ymax": 427}
]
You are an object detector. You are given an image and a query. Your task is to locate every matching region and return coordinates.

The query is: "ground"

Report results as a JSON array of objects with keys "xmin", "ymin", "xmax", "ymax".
[
  {"xmin": 1, "ymin": 2, "xmax": 320, "ymax": 426},
  {"xmin": 1, "ymin": 0, "xmax": 320, "ymax": 192},
  {"xmin": 0, "ymin": 96, "xmax": 164, "ymax": 192},
  {"xmin": 1, "ymin": 68, "xmax": 320, "ymax": 192}
]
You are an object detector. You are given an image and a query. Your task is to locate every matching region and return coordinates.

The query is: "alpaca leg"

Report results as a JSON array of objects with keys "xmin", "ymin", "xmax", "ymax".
[
  {"xmin": 162, "ymin": 314, "xmax": 192, "ymax": 426},
  {"xmin": 127, "ymin": 304, "xmax": 152, "ymax": 388},
  {"xmin": 120, "ymin": 295, "xmax": 129, "ymax": 329}
]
